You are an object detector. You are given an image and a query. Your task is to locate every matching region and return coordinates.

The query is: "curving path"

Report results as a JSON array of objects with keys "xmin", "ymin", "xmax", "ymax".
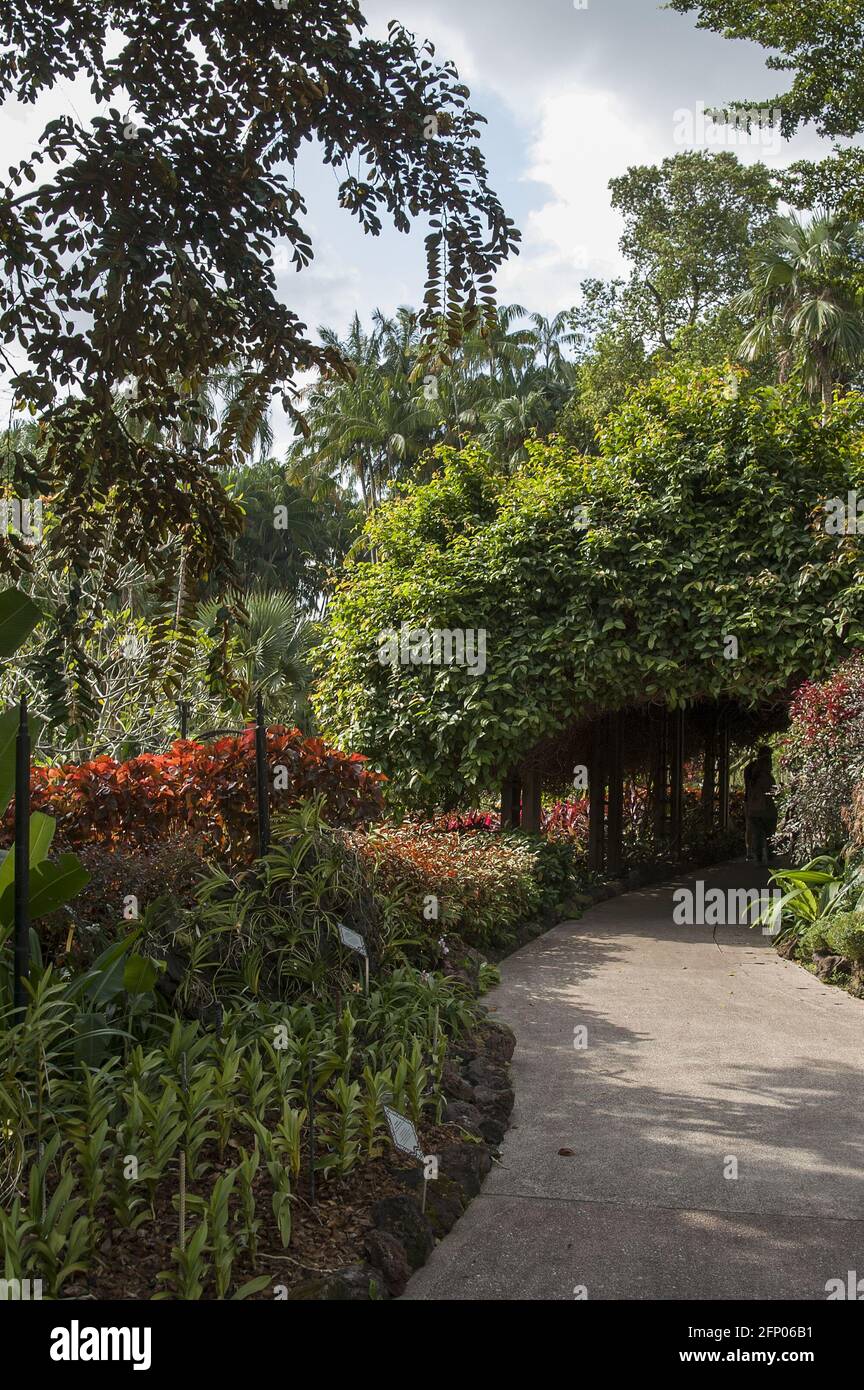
[{"xmin": 404, "ymin": 863, "xmax": 864, "ymax": 1301}]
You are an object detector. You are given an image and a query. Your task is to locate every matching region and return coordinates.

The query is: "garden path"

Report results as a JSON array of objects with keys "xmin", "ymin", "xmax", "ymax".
[{"xmin": 403, "ymin": 862, "xmax": 864, "ymax": 1300}]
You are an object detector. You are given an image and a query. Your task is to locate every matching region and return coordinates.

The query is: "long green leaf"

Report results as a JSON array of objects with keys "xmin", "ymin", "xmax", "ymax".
[{"xmin": 0, "ymin": 588, "xmax": 41, "ymax": 660}]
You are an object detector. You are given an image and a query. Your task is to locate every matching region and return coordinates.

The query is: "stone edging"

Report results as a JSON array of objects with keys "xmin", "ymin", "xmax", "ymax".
[{"xmin": 287, "ymin": 1017, "xmax": 516, "ymax": 1300}]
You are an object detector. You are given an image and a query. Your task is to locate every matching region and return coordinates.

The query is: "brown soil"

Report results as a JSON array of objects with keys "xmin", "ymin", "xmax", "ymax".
[{"xmin": 61, "ymin": 1121, "xmax": 461, "ymax": 1301}]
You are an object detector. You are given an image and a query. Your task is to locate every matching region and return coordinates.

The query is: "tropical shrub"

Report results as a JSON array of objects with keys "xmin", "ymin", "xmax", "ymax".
[
  {"xmin": 0, "ymin": 588, "xmax": 90, "ymax": 960},
  {"xmin": 6, "ymin": 728, "xmax": 385, "ymax": 861},
  {"xmin": 754, "ymin": 857, "xmax": 864, "ymax": 946},
  {"xmin": 347, "ymin": 823, "xmax": 566, "ymax": 948},
  {"xmin": 777, "ymin": 652, "xmax": 864, "ymax": 857},
  {"xmin": 823, "ymin": 911, "xmax": 864, "ymax": 963}
]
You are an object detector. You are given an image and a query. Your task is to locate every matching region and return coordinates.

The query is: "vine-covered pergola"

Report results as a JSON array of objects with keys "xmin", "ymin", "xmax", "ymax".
[
  {"xmin": 316, "ymin": 370, "xmax": 864, "ymax": 833},
  {"xmin": 502, "ymin": 697, "xmax": 788, "ymax": 871}
]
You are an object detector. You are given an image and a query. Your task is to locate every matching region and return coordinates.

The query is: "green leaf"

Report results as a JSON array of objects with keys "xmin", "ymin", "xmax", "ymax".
[
  {"xmin": 0, "ymin": 588, "xmax": 41, "ymax": 660},
  {"xmin": 0, "ymin": 706, "xmax": 45, "ymax": 817},
  {"xmin": 28, "ymin": 853, "xmax": 90, "ymax": 920},
  {"xmin": 0, "ymin": 811, "xmax": 57, "ymax": 908},
  {"xmin": 0, "ymin": 708, "xmax": 19, "ymax": 817},
  {"xmin": 123, "ymin": 953, "xmax": 161, "ymax": 995},
  {"xmin": 232, "ymin": 1275, "xmax": 273, "ymax": 1300}
]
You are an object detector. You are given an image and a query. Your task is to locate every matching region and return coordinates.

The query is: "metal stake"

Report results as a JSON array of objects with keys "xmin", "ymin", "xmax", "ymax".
[
  {"xmin": 307, "ymin": 1053, "xmax": 316, "ymax": 1206},
  {"xmin": 13, "ymin": 695, "xmax": 30, "ymax": 1016},
  {"xmin": 255, "ymin": 692, "xmax": 271, "ymax": 858}
]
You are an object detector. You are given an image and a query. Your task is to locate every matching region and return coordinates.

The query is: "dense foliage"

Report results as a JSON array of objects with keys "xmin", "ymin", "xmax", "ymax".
[
  {"xmin": 0, "ymin": 0, "xmax": 516, "ymax": 700},
  {"xmin": 9, "ymin": 729, "xmax": 385, "ymax": 859},
  {"xmin": 777, "ymin": 653, "xmax": 864, "ymax": 857},
  {"xmin": 317, "ymin": 369, "xmax": 864, "ymax": 805},
  {"xmin": 347, "ymin": 823, "xmax": 575, "ymax": 950}
]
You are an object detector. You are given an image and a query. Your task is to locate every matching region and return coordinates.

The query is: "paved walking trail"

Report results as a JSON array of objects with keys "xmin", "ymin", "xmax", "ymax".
[{"xmin": 404, "ymin": 863, "xmax": 864, "ymax": 1300}]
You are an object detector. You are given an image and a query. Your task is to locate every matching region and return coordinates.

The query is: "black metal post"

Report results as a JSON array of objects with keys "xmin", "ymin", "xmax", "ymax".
[
  {"xmin": 178, "ymin": 699, "xmax": 190, "ymax": 740},
  {"xmin": 13, "ymin": 695, "xmax": 30, "ymax": 1015},
  {"xmin": 255, "ymin": 691, "xmax": 270, "ymax": 858},
  {"xmin": 307, "ymin": 1054, "xmax": 316, "ymax": 1206}
]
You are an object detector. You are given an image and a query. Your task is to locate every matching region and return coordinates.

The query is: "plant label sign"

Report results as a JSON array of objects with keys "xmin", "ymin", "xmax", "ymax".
[
  {"xmin": 338, "ymin": 924, "xmax": 367, "ymax": 957},
  {"xmin": 383, "ymin": 1105, "xmax": 424, "ymax": 1164}
]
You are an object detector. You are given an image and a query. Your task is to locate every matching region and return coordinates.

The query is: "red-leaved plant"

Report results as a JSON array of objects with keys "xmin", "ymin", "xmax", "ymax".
[{"xmin": 5, "ymin": 727, "xmax": 385, "ymax": 860}]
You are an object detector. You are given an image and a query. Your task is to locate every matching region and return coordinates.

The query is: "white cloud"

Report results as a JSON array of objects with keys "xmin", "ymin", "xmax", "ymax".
[{"xmin": 498, "ymin": 87, "xmax": 655, "ymax": 311}]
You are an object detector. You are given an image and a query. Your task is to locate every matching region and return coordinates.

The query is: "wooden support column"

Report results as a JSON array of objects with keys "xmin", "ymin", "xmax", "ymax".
[
  {"xmin": 669, "ymin": 707, "xmax": 684, "ymax": 861},
  {"xmin": 501, "ymin": 775, "xmax": 521, "ymax": 830},
  {"xmin": 521, "ymin": 766, "xmax": 542, "ymax": 834},
  {"xmin": 717, "ymin": 710, "xmax": 730, "ymax": 830},
  {"xmin": 606, "ymin": 711, "xmax": 624, "ymax": 876},
  {"xmin": 701, "ymin": 718, "xmax": 716, "ymax": 832},
  {"xmin": 588, "ymin": 716, "xmax": 607, "ymax": 872},
  {"xmin": 651, "ymin": 707, "xmax": 668, "ymax": 840}
]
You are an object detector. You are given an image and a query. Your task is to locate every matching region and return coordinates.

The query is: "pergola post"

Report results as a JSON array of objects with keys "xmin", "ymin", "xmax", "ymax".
[
  {"xmin": 606, "ymin": 711, "xmax": 624, "ymax": 876},
  {"xmin": 521, "ymin": 765, "xmax": 542, "ymax": 834},
  {"xmin": 651, "ymin": 707, "xmax": 667, "ymax": 840},
  {"xmin": 701, "ymin": 717, "xmax": 716, "ymax": 832},
  {"xmin": 717, "ymin": 710, "xmax": 730, "ymax": 830},
  {"xmin": 501, "ymin": 774, "xmax": 521, "ymax": 830},
  {"xmin": 588, "ymin": 716, "xmax": 607, "ymax": 872},
  {"xmin": 669, "ymin": 707, "xmax": 684, "ymax": 861}
]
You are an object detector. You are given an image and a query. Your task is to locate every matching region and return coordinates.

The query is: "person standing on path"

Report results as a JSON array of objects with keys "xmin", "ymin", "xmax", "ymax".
[{"xmin": 744, "ymin": 745, "xmax": 777, "ymax": 865}]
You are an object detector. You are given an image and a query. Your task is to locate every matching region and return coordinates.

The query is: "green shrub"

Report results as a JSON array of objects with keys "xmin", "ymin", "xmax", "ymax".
[{"xmin": 824, "ymin": 911, "xmax": 864, "ymax": 962}]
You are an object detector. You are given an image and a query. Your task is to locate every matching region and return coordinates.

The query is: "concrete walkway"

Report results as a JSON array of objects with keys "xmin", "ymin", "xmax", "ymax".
[{"xmin": 404, "ymin": 862, "xmax": 864, "ymax": 1300}]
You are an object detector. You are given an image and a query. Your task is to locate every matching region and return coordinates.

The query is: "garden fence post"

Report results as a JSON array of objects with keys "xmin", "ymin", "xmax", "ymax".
[
  {"xmin": 13, "ymin": 694, "xmax": 30, "ymax": 1016},
  {"xmin": 255, "ymin": 692, "xmax": 271, "ymax": 858}
]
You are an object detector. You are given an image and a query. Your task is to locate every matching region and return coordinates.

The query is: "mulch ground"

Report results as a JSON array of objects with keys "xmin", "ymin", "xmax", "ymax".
[{"xmin": 62, "ymin": 1121, "xmax": 460, "ymax": 1300}]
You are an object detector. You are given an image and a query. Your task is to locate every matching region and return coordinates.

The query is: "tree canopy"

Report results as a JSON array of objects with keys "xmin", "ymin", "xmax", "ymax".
[
  {"xmin": 316, "ymin": 368, "xmax": 864, "ymax": 805},
  {"xmin": 0, "ymin": 1, "xmax": 517, "ymax": 598}
]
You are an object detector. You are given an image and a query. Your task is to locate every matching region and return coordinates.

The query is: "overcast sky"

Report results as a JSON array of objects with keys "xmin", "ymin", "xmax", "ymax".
[{"xmin": 0, "ymin": 0, "xmax": 834, "ymax": 441}]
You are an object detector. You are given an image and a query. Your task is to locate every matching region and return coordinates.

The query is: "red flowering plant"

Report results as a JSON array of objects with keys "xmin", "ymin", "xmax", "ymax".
[
  {"xmin": 4, "ymin": 727, "xmax": 386, "ymax": 862},
  {"xmin": 777, "ymin": 653, "xmax": 864, "ymax": 857}
]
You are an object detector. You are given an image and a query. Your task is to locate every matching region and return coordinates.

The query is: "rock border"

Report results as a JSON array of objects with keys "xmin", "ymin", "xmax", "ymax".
[{"xmin": 287, "ymin": 1017, "xmax": 516, "ymax": 1299}]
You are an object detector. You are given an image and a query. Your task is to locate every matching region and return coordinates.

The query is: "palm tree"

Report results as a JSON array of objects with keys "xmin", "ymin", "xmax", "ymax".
[
  {"xmin": 527, "ymin": 310, "xmax": 580, "ymax": 375},
  {"xmin": 197, "ymin": 589, "xmax": 315, "ymax": 725},
  {"xmin": 736, "ymin": 211, "xmax": 864, "ymax": 410},
  {"xmin": 290, "ymin": 312, "xmax": 438, "ymax": 510}
]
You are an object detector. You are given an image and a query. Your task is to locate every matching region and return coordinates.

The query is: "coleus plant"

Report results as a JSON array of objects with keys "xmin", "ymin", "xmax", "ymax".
[{"xmin": 15, "ymin": 727, "xmax": 386, "ymax": 860}]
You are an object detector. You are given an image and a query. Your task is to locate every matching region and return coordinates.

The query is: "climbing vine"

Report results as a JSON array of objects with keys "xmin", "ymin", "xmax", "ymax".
[{"xmin": 315, "ymin": 368, "xmax": 864, "ymax": 806}]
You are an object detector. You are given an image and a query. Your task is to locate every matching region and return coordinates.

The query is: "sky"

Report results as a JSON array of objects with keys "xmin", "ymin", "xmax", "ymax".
[{"xmin": 0, "ymin": 0, "xmax": 835, "ymax": 445}]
